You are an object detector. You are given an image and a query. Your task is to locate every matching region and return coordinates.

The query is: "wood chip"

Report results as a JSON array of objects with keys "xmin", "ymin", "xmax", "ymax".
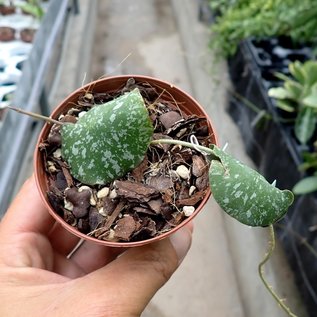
[
  {"xmin": 192, "ymin": 155, "xmax": 208, "ymax": 177},
  {"xmin": 131, "ymin": 157, "xmax": 148, "ymax": 182},
  {"xmin": 115, "ymin": 180, "xmax": 159, "ymax": 202},
  {"xmin": 147, "ymin": 175, "xmax": 173, "ymax": 191},
  {"xmin": 114, "ymin": 215, "xmax": 138, "ymax": 241},
  {"xmin": 147, "ymin": 198, "xmax": 163, "ymax": 214},
  {"xmin": 103, "ymin": 201, "xmax": 125, "ymax": 231},
  {"xmin": 159, "ymin": 111, "xmax": 182, "ymax": 129},
  {"xmin": 176, "ymin": 189, "xmax": 207, "ymax": 207}
]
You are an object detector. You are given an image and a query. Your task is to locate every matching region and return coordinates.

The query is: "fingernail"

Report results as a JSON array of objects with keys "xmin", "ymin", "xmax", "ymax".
[{"xmin": 169, "ymin": 227, "xmax": 192, "ymax": 264}]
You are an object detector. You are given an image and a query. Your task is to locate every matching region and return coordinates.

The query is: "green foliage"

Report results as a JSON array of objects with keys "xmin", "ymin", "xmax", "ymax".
[
  {"xmin": 293, "ymin": 176, "xmax": 317, "ymax": 195},
  {"xmin": 208, "ymin": 145, "xmax": 294, "ymax": 226},
  {"xmin": 268, "ymin": 60, "xmax": 317, "ymax": 144},
  {"xmin": 16, "ymin": 0, "xmax": 44, "ymax": 20},
  {"xmin": 293, "ymin": 143, "xmax": 317, "ymax": 195},
  {"xmin": 61, "ymin": 89, "xmax": 153, "ymax": 185},
  {"xmin": 210, "ymin": 0, "xmax": 317, "ymax": 57},
  {"xmin": 209, "ymin": 0, "xmax": 239, "ymax": 15}
]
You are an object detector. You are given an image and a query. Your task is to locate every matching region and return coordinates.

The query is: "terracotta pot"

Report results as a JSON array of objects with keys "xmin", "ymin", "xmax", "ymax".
[
  {"xmin": 34, "ymin": 75, "xmax": 218, "ymax": 247},
  {"xmin": 20, "ymin": 28, "xmax": 36, "ymax": 43},
  {"xmin": 0, "ymin": 26, "xmax": 15, "ymax": 42},
  {"xmin": 0, "ymin": 5, "xmax": 16, "ymax": 15}
]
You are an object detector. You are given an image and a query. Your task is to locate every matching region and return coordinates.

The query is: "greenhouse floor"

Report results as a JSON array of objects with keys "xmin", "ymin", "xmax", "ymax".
[{"xmin": 15, "ymin": 0, "xmax": 307, "ymax": 316}]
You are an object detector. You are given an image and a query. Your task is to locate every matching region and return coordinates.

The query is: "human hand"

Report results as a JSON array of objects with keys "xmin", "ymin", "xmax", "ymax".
[{"xmin": 0, "ymin": 176, "xmax": 192, "ymax": 317}]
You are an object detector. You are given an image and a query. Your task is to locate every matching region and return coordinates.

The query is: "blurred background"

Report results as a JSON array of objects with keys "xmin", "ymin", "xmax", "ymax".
[{"xmin": 1, "ymin": 0, "xmax": 316, "ymax": 316}]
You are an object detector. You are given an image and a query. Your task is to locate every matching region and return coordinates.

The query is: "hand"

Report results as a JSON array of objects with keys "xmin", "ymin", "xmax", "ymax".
[{"xmin": 0, "ymin": 176, "xmax": 192, "ymax": 317}]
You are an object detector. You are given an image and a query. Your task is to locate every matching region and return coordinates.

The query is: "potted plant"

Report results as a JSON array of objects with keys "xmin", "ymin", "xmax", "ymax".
[
  {"xmin": 33, "ymin": 76, "xmax": 216, "ymax": 246},
  {"xmin": 16, "ymin": 75, "xmax": 289, "ymax": 244},
  {"xmin": 7, "ymin": 75, "xmax": 296, "ymax": 315},
  {"xmin": 16, "ymin": 0, "xmax": 45, "ymax": 43},
  {"xmin": 0, "ymin": 1, "xmax": 15, "ymax": 15},
  {"xmin": 0, "ymin": 26, "xmax": 15, "ymax": 42}
]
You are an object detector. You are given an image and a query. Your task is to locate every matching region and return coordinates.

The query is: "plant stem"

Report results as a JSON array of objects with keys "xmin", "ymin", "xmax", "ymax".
[
  {"xmin": 259, "ymin": 225, "xmax": 298, "ymax": 317},
  {"xmin": 150, "ymin": 139, "xmax": 214, "ymax": 155},
  {"xmin": 6, "ymin": 105, "xmax": 64, "ymax": 126}
]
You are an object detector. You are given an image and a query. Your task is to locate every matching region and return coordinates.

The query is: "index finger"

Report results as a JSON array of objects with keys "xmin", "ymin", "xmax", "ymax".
[{"xmin": 0, "ymin": 175, "xmax": 55, "ymax": 237}]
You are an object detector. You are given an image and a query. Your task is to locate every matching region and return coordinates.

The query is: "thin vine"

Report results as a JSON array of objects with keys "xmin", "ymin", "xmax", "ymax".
[{"xmin": 259, "ymin": 224, "xmax": 298, "ymax": 317}]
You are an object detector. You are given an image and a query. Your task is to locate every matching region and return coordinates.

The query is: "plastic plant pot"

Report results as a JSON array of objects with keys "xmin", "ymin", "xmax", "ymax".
[{"xmin": 34, "ymin": 75, "xmax": 218, "ymax": 248}]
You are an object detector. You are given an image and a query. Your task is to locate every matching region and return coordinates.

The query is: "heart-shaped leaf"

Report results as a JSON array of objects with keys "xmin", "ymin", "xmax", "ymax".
[
  {"xmin": 61, "ymin": 89, "xmax": 153, "ymax": 185},
  {"xmin": 209, "ymin": 146, "xmax": 294, "ymax": 227}
]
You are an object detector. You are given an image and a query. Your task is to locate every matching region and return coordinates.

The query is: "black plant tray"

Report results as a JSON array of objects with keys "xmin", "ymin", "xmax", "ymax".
[
  {"xmin": 228, "ymin": 36, "xmax": 317, "ymax": 315},
  {"xmin": 277, "ymin": 194, "xmax": 317, "ymax": 316},
  {"xmin": 246, "ymin": 37, "xmax": 312, "ymax": 69}
]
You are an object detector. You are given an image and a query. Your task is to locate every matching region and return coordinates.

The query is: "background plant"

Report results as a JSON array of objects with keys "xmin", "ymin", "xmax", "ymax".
[
  {"xmin": 209, "ymin": 0, "xmax": 317, "ymax": 57},
  {"xmin": 268, "ymin": 60, "xmax": 317, "ymax": 145},
  {"xmin": 293, "ymin": 143, "xmax": 317, "ymax": 194},
  {"xmin": 16, "ymin": 0, "xmax": 44, "ymax": 20}
]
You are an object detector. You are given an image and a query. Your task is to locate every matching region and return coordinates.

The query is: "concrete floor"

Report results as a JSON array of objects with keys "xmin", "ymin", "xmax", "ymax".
[{"xmin": 14, "ymin": 0, "xmax": 308, "ymax": 316}]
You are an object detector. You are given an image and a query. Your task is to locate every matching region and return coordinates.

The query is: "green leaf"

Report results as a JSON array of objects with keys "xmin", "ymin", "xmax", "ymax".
[
  {"xmin": 284, "ymin": 81, "xmax": 303, "ymax": 100},
  {"xmin": 293, "ymin": 176, "xmax": 317, "ymax": 195},
  {"xmin": 276, "ymin": 100, "xmax": 296, "ymax": 112},
  {"xmin": 295, "ymin": 107, "xmax": 316, "ymax": 144},
  {"xmin": 303, "ymin": 61, "xmax": 317, "ymax": 86},
  {"xmin": 61, "ymin": 89, "xmax": 153, "ymax": 185},
  {"xmin": 302, "ymin": 93, "xmax": 317, "ymax": 108},
  {"xmin": 209, "ymin": 146, "xmax": 294, "ymax": 227},
  {"xmin": 273, "ymin": 72, "xmax": 293, "ymax": 83},
  {"xmin": 289, "ymin": 61, "xmax": 306, "ymax": 84},
  {"xmin": 268, "ymin": 87, "xmax": 292, "ymax": 99}
]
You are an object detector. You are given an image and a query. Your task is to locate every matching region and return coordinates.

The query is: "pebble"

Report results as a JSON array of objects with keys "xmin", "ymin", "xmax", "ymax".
[
  {"xmin": 98, "ymin": 207, "xmax": 107, "ymax": 217},
  {"xmin": 78, "ymin": 186, "xmax": 91, "ymax": 192},
  {"xmin": 109, "ymin": 189, "xmax": 117, "ymax": 199},
  {"xmin": 183, "ymin": 206, "xmax": 195, "ymax": 217},
  {"xmin": 97, "ymin": 187, "xmax": 109, "ymax": 199},
  {"xmin": 90, "ymin": 195, "xmax": 97, "ymax": 206},
  {"xmin": 107, "ymin": 229, "xmax": 115, "ymax": 240},
  {"xmin": 64, "ymin": 198, "xmax": 74, "ymax": 211},
  {"xmin": 189, "ymin": 185, "xmax": 196, "ymax": 196},
  {"xmin": 78, "ymin": 111, "xmax": 87, "ymax": 118},
  {"xmin": 176, "ymin": 165, "xmax": 190, "ymax": 180},
  {"xmin": 47, "ymin": 161, "xmax": 57, "ymax": 173},
  {"xmin": 53, "ymin": 148, "xmax": 61, "ymax": 159}
]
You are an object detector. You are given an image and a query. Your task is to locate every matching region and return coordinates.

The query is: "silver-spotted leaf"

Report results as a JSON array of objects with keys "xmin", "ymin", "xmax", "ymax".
[
  {"xmin": 209, "ymin": 146, "xmax": 294, "ymax": 227},
  {"xmin": 61, "ymin": 88, "xmax": 153, "ymax": 185}
]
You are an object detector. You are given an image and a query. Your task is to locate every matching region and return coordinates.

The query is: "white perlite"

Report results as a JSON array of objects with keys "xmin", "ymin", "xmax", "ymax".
[
  {"xmin": 97, "ymin": 187, "xmax": 110, "ymax": 199},
  {"xmin": 189, "ymin": 185, "xmax": 196, "ymax": 196},
  {"xmin": 183, "ymin": 206, "xmax": 195, "ymax": 217},
  {"xmin": 64, "ymin": 198, "xmax": 74, "ymax": 211},
  {"xmin": 176, "ymin": 165, "xmax": 190, "ymax": 180},
  {"xmin": 98, "ymin": 207, "xmax": 107, "ymax": 217},
  {"xmin": 47, "ymin": 161, "xmax": 57, "ymax": 173},
  {"xmin": 109, "ymin": 189, "xmax": 117, "ymax": 199},
  {"xmin": 53, "ymin": 149, "xmax": 62, "ymax": 159}
]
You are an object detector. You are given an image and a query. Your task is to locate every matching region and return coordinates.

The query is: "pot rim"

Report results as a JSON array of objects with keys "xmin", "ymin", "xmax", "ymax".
[{"xmin": 34, "ymin": 74, "xmax": 218, "ymax": 247}]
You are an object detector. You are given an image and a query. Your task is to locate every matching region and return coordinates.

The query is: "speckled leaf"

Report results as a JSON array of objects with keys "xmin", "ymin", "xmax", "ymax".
[
  {"xmin": 209, "ymin": 146, "xmax": 294, "ymax": 227},
  {"xmin": 61, "ymin": 89, "xmax": 153, "ymax": 185}
]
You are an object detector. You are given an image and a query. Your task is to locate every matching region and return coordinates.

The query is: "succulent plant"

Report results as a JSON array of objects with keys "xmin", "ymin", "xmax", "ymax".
[{"xmin": 268, "ymin": 60, "xmax": 317, "ymax": 144}]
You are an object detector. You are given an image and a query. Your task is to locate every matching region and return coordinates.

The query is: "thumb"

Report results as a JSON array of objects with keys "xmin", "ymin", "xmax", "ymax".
[{"xmin": 78, "ymin": 226, "xmax": 192, "ymax": 316}]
